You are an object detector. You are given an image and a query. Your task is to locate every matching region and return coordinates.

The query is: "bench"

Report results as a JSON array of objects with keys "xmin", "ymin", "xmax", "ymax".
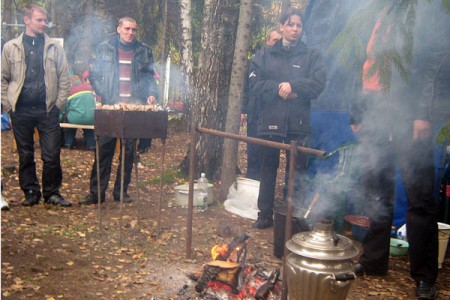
[
  {"xmin": 59, "ymin": 123, "xmax": 94, "ymax": 130},
  {"xmin": 59, "ymin": 123, "xmax": 123, "ymax": 152}
]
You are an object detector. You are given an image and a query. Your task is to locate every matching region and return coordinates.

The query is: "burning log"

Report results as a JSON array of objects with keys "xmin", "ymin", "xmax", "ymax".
[
  {"xmin": 214, "ymin": 232, "xmax": 249, "ymax": 261},
  {"xmin": 255, "ymin": 268, "xmax": 280, "ymax": 300},
  {"xmin": 195, "ymin": 265, "xmax": 221, "ymax": 293},
  {"xmin": 195, "ymin": 233, "xmax": 249, "ymax": 294}
]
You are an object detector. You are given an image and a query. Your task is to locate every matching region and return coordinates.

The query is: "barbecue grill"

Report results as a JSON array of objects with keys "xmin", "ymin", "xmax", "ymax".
[{"xmin": 94, "ymin": 109, "xmax": 168, "ymax": 240}]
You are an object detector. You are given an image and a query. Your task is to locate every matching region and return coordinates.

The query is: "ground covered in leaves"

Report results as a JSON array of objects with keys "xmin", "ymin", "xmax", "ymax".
[{"xmin": 1, "ymin": 120, "xmax": 449, "ymax": 299}]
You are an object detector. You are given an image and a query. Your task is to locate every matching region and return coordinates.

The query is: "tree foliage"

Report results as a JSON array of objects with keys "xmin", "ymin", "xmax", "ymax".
[{"xmin": 329, "ymin": 0, "xmax": 450, "ymax": 93}]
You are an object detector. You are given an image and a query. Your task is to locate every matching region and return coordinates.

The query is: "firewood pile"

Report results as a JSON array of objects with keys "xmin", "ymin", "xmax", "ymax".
[{"xmin": 187, "ymin": 233, "xmax": 282, "ymax": 298}]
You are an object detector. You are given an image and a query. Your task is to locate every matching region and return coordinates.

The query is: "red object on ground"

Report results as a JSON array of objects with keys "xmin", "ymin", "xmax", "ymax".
[
  {"xmin": 344, "ymin": 215, "xmax": 370, "ymax": 228},
  {"xmin": 167, "ymin": 101, "xmax": 184, "ymax": 112}
]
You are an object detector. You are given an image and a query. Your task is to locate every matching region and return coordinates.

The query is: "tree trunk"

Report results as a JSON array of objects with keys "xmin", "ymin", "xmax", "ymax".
[
  {"xmin": 159, "ymin": 0, "xmax": 169, "ymax": 103},
  {"xmin": 46, "ymin": 0, "xmax": 57, "ymax": 37},
  {"xmin": 180, "ymin": 0, "xmax": 194, "ymax": 114},
  {"xmin": 2, "ymin": 0, "xmax": 13, "ymax": 41},
  {"xmin": 78, "ymin": 0, "xmax": 96, "ymax": 63},
  {"xmin": 220, "ymin": 0, "xmax": 254, "ymax": 201},
  {"xmin": 181, "ymin": 0, "xmax": 238, "ymax": 180},
  {"xmin": 281, "ymin": 0, "xmax": 291, "ymax": 14}
]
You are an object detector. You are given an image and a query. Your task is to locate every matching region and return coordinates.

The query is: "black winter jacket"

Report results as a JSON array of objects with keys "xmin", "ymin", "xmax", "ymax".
[
  {"xmin": 248, "ymin": 40, "xmax": 326, "ymax": 137},
  {"xmin": 89, "ymin": 34, "xmax": 158, "ymax": 105}
]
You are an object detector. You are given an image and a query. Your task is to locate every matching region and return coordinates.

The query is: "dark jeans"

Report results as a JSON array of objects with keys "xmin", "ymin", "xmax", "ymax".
[
  {"xmin": 246, "ymin": 119, "xmax": 263, "ymax": 181},
  {"xmin": 257, "ymin": 134, "xmax": 309, "ymax": 220},
  {"xmin": 89, "ymin": 137, "xmax": 136, "ymax": 200},
  {"xmin": 64, "ymin": 128, "xmax": 95, "ymax": 149},
  {"xmin": 137, "ymin": 138, "xmax": 152, "ymax": 153},
  {"xmin": 10, "ymin": 106, "xmax": 62, "ymax": 198},
  {"xmin": 358, "ymin": 129, "xmax": 438, "ymax": 284}
]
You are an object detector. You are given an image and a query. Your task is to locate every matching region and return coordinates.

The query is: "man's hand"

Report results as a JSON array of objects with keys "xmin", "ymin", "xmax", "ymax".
[
  {"xmin": 278, "ymin": 82, "xmax": 292, "ymax": 100},
  {"xmin": 147, "ymin": 96, "xmax": 157, "ymax": 105},
  {"xmin": 351, "ymin": 124, "xmax": 361, "ymax": 133},
  {"xmin": 240, "ymin": 114, "xmax": 247, "ymax": 127},
  {"xmin": 413, "ymin": 119, "xmax": 431, "ymax": 141}
]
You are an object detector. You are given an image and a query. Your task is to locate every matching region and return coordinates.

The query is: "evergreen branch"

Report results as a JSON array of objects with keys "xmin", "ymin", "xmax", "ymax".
[
  {"xmin": 391, "ymin": 51, "xmax": 409, "ymax": 82},
  {"xmin": 379, "ymin": 54, "xmax": 392, "ymax": 93},
  {"xmin": 436, "ymin": 121, "xmax": 450, "ymax": 145},
  {"xmin": 442, "ymin": 0, "xmax": 450, "ymax": 13}
]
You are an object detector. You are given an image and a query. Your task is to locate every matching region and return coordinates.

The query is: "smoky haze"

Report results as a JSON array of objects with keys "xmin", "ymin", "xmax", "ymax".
[
  {"xmin": 290, "ymin": 0, "xmax": 450, "ymax": 225},
  {"xmin": 64, "ymin": 14, "xmax": 115, "ymax": 64}
]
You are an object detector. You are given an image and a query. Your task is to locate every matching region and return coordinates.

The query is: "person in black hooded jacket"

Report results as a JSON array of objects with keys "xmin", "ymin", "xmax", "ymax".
[{"xmin": 248, "ymin": 8, "xmax": 326, "ymax": 229}]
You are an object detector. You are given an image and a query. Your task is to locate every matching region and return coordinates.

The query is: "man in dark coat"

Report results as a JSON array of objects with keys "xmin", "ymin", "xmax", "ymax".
[{"xmin": 80, "ymin": 16, "xmax": 158, "ymax": 205}]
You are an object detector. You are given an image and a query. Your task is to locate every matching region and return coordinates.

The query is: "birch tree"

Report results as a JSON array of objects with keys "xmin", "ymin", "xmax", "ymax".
[
  {"xmin": 220, "ymin": 0, "xmax": 254, "ymax": 200},
  {"xmin": 181, "ymin": 0, "xmax": 239, "ymax": 179},
  {"xmin": 180, "ymin": 0, "xmax": 194, "ymax": 109}
]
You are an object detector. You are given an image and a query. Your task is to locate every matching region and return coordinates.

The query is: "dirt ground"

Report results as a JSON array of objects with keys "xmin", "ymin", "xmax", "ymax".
[{"xmin": 1, "ymin": 121, "xmax": 449, "ymax": 299}]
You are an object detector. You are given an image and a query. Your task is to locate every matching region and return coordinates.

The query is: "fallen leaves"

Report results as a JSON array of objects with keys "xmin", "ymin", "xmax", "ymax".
[{"xmin": 1, "ymin": 126, "xmax": 449, "ymax": 299}]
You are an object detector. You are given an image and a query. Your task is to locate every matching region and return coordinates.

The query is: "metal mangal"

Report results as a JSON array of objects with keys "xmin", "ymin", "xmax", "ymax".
[{"xmin": 285, "ymin": 219, "xmax": 359, "ymax": 300}]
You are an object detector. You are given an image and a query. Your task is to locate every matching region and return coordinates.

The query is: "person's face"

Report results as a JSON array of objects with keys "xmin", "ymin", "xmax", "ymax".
[
  {"xmin": 117, "ymin": 20, "xmax": 137, "ymax": 44},
  {"xmin": 24, "ymin": 10, "xmax": 47, "ymax": 37},
  {"xmin": 280, "ymin": 15, "xmax": 303, "ymax": 43},
  {"xmin": 266, "ymin": 31, "xmax": 282, "ymax": 46}
]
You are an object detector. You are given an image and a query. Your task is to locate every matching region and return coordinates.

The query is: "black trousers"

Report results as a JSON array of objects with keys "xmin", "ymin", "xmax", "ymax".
[
  {"xmin": 246, "ymin": 119, "xmax": 263, "ymax": 181},
  {"xmin": 358, "ymin": 129, "xmax": 438, "ymax": 284},
  {"xmin": 257, "ymin": 134, "xmax": 309, "ymax": 220},
  {"xmin": 10, "ymin": 106, "xmax": 62, "ymax": 198},
  {"xmin": 89, "ymin": 137, "xmax": 136, "ymax": 200}
]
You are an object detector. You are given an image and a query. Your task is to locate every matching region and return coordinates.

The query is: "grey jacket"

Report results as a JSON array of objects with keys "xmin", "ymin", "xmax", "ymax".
[{"xmin": 1, "ymin": 33, "xmax": 70, "ymax": 113}]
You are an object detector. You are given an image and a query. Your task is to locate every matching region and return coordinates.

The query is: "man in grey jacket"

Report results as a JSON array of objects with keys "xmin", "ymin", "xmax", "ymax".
[{"xmin": 1, "ymin": 4, "xmax": 72, "ymax": 207}]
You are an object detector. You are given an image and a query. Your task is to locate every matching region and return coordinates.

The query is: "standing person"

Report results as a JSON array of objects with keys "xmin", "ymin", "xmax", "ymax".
[
  {"xmin": 1, "ymin": 4, "xmax": 72, "ymax": 207},
  {"xmin": 351, "ymin": 2, "xmax": 449, "ymax": 298},
  {"xmin": 242, "ymin": 29, "xmax": 282, "ymax": 181},
  {"xmin": 62, "ymin": 64, "xmax": 96, "ymax": 150},
  {"xmin": 248, "ymin": 8, "xmax": 326, "ymax": 229},
  {"xmin": 80, "ymin": 16, "xmax": 158, "ymax": 205}
]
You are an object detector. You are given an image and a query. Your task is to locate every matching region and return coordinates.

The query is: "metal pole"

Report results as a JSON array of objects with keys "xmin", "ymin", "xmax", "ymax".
[
  {"xmin": 186, "ymin": 130, "xmax": 196, "ymax": 258},
  {"xmin": 185, "ymin": 127, "xmax": 325, "ymax": 259},
  {"xmin": 281, "ymin": 140, "xmax": 298, "ymax": 300},
  {"xmin": 157, "ymin": 139, "xmax": 167, "ymax": 236},
  {"xmin": 134, "ymin": 146, "xmax": 141, "ymax": 228},
  {"xmin": 96, "ymin": 136, "xmax": 102, "ymax": 230},
  {"xmin": 196, "ymin": 126, "xmax": 326, "ymax": 157},
  {"xmin": 119, "ymin": 139, "xmax": 125, "ymax": 245}
]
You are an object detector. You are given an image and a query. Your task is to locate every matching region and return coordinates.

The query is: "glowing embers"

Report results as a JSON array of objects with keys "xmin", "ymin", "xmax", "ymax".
[{"xmin": 192, "ymin": 233, "xmax": 281, "ymax": 298}]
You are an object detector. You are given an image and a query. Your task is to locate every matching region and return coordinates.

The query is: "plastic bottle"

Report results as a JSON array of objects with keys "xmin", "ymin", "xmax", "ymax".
[
  {"xmin": 390, "ymin": 226, "xmax": 397, "ymax": 238},
  {"xmin": 197, "ymin": 173, "xmax": 208, "ymax": 212}
]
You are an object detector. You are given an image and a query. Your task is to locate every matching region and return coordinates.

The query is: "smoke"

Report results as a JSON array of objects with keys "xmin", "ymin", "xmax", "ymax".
[
  {"xmin": 64, "ymin": 14, "xmax": 115, "ymax": 64},
  {"xmin": 292, "ymin": 0, "xmax": 450, "ymax": 228}
]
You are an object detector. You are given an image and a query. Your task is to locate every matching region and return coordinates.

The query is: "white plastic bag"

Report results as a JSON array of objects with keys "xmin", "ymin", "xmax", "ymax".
[
  {"xmin": 397, "ymin": 224, "xmax": 407, "ymax": 241},
  {"xmin": 224, "ymin": 177, "xmax": 260, "ymax": 220}
]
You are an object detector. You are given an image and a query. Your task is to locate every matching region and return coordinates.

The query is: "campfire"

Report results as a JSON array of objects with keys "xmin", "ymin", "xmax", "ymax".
[{"xmin": 189, "ymin": 233, "xmax": 281, "ymax": 298}]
